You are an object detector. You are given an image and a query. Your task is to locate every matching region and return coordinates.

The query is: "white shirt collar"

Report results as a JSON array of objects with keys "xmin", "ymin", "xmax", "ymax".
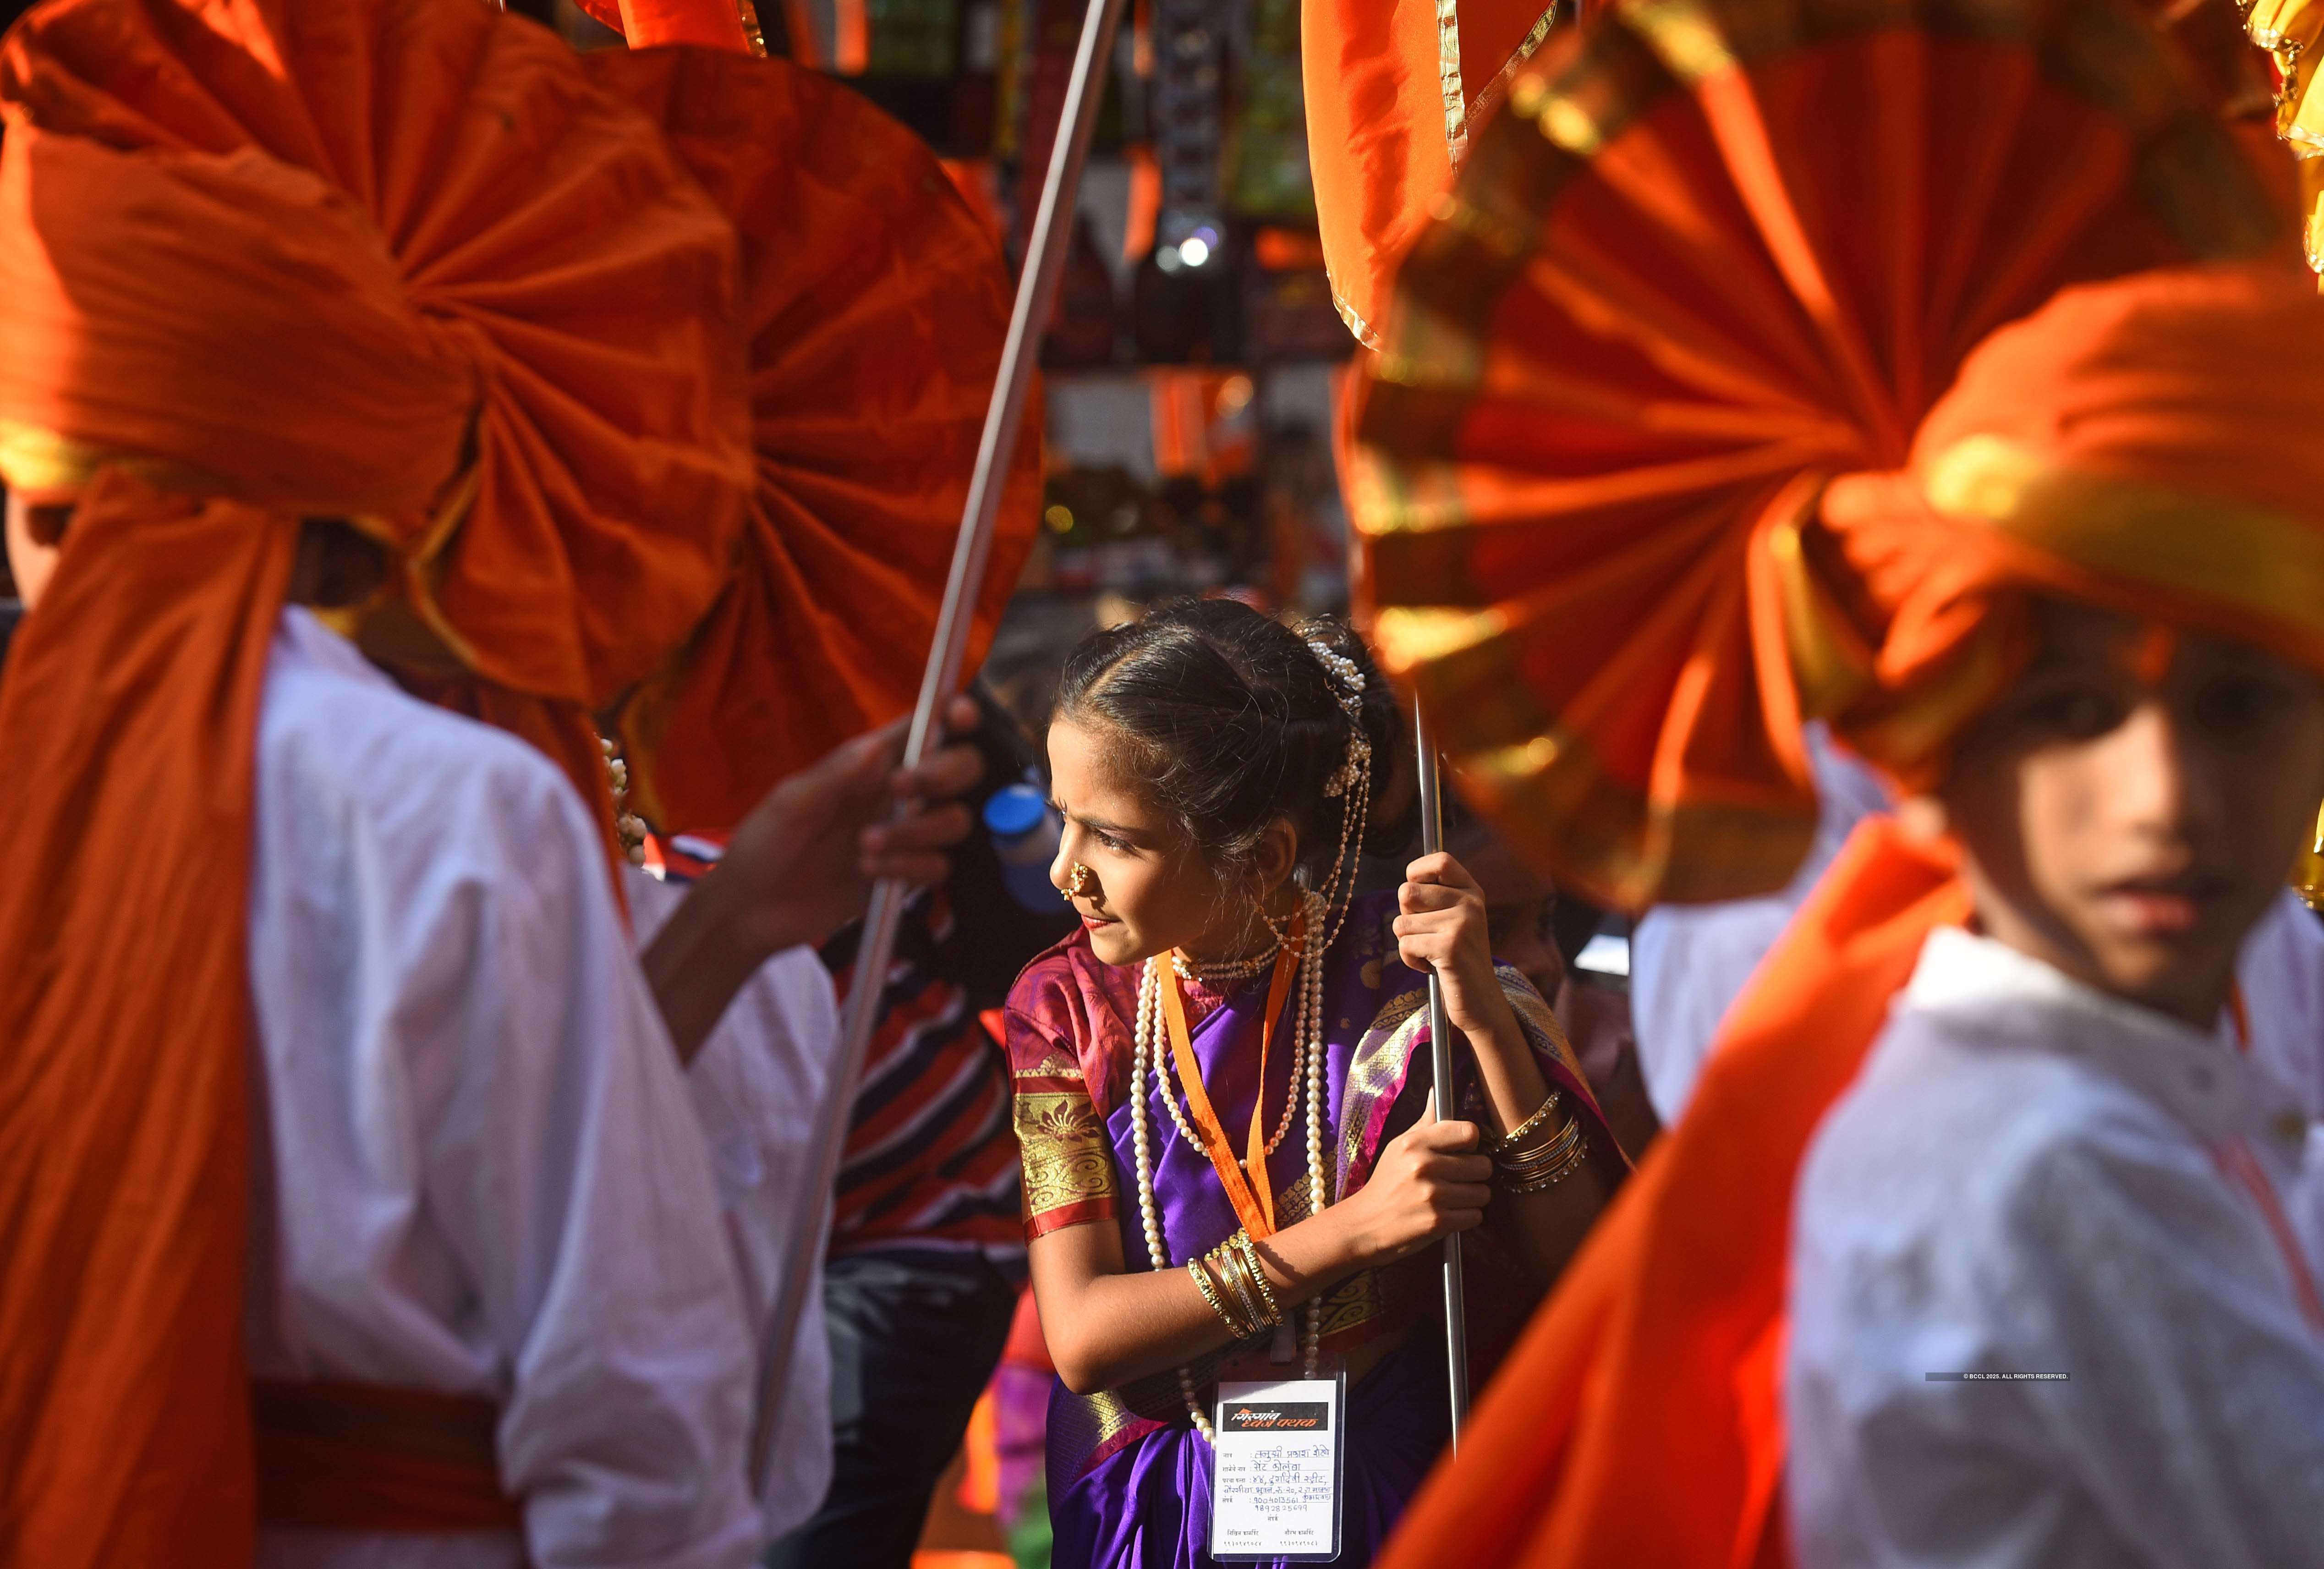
[
  {"xmin": 1902, "ymin": 926, "xmax": 2306, "ymax": 1154},
  {"xmin": 274, "ymin": 604, "xmax": 396, "ymax": 691}
]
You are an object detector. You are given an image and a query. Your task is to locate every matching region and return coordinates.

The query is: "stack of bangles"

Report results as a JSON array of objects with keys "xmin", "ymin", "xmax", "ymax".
[
  {"xmin": 1488, "ymin": 1090, "xmax": 1590, "ymax": 1193},
  {"xmin": 1187, "ymin": 1230, "xmax": 1283, "ymax": 1340}
]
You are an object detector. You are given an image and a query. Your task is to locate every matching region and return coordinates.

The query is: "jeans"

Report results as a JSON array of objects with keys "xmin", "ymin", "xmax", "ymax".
[{"xmin": 764, "ymin": 1248, "xmax": 1020, "ymax": 1569}]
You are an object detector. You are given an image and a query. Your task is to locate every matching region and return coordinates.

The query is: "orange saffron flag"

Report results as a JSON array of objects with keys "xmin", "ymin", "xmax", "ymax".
[
  {"xmin": 574, "ymin": 0, "xmax": 766, "ymax": 51},
  {"xmin": 1302, "ymin": 0, "xmax": 1562, "ymax": 344}
]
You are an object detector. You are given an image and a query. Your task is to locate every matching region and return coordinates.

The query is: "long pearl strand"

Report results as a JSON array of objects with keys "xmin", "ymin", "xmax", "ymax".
[
  {"xmin": 1131, "ymin": 893, "xmax": 1335, "ymax": 1445},
  {"xmin": 1152, "ymin": 932, "xmax": 1310, "ymax": 1160}
]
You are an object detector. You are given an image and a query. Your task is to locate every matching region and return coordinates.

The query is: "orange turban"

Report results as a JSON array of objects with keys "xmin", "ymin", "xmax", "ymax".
[
  {"xmin": 589, "ymin": 47, "xmax": 1040, "ymax": 834},
  {"xmin": 1338, "ymin": 0, "xmax": 2324, "ymax": 1566},
  {"xmin": 1346, "ymin": 0, "xmax": 2298, "ymax": 912},
  {"xmin": 0, "ymin": 0, "xmax": 752, "ymax": 1560}
]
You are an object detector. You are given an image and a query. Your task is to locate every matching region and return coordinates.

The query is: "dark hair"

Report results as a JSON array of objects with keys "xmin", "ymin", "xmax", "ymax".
[{"xmin": 1052, "ymin": 598, "xmax": 1409, "ymax": 886}]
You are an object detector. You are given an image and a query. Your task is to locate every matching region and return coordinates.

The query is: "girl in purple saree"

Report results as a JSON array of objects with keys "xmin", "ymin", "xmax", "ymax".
[{"xmin": 1008, "ymin": 600, "xmax": 1628, "ymax": 1568}]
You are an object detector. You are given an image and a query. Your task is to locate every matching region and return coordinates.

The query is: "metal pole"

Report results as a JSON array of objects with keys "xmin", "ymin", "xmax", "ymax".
[
  {"xmin": 747, "ymin": 0, "xmax": 1131, "ymax": 1482},
  {"xmin": 1416, "ymin": 697, "xmax": 1470, "ymax": 1447}
]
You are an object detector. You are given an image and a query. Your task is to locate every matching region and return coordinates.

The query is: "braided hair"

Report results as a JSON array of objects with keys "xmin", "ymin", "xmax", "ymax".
[{"xmin": 1052, "ymin": 598, "xmax": 1408, "ymax": 891}]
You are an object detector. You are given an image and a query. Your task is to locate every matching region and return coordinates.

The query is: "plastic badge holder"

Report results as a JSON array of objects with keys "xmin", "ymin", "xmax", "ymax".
[{"xmin": 1207, "ymin": 1372, "xmax": 1347, "ymax": 1562}]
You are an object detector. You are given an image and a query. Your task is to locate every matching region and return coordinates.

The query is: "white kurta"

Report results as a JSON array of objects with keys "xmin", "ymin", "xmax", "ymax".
[
  {"xmin": 245, "ymin": 608, "xmax": 834, "ymax": 1569},
  {"xmin": 1786, "ymin": 926, "xmax": 2324, "ymax": 1569},
  {"xmin": 2241, "ymin": 891, "xmax": 2324, "ymax": 1274},
  {"xmin": 1629, "ymin": 729, "xmax": 1891, "ymax": 1125},
  {"xmin": 623, "ymin": 864, "xmax": 838, "ymax": 1539}
]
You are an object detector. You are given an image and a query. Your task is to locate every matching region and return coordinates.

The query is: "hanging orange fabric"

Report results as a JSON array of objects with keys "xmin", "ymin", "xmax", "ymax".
[
  {"xmin": 1157, "ymin": 938, "xmax": 1302, "ymax": 1238},
  {"xmin": 576, "ymin": 0, "xmax": 762, "ymax": 50},
  {"xmin": 0, "ymin": 0, "xmax": 751, "ymax": 1560},
  {"xmin": 0, "ymin": 478, "xmax": 296, "ymax": 1569},
  {"xmin": 592, "ymin": 49, "xmax": 1042, "ymax": 833},
  {"xmin": 1375, "ymin": 819, "xmax": 1967, "ymax": 1569}
]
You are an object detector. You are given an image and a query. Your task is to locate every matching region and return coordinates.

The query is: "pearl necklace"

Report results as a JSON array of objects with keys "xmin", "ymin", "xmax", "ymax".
[
  {"xmin": 1148, "ymin": 960, "xmax": 1307, "ymax": 1160},
  {"xmin": 1130, "ymin": 889, "xmax": 1334, "ymax": 1443},
  {"xmin": 1169, "ymin": 943, "xmax": 1280, "ymax": 984}
]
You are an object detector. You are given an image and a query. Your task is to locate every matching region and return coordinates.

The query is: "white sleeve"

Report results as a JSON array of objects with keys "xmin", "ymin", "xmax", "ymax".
[
  {"xmin": 2239, "ymin": 888, "xmax": 2324, "ymax": 1118},
  {"xmin": 1994, "ymin": 1130, "xmax": 2324, "ymax": 1569},
  {"xmin": 623, "ymin": 867, "xmax": 840, "ymax": 1541},
  {"xmin": 418, "ymin": 790, "xmax": 764, "ymax": 1569},
  {"xmin": 1793, "ymin": 1112, "xmax": 2324, "ymax": 1569}
]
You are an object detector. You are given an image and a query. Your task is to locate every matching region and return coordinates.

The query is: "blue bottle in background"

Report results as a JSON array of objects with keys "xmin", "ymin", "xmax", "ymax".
[{"xmin": 984, "ymin": 783, "xmax": 1063, "ymax": 912}]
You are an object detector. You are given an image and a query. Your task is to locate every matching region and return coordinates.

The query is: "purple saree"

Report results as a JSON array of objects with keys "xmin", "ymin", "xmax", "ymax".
[{"xmin": 1006, "ymin": 890, "xmax": 1617, "ymax": 1568}]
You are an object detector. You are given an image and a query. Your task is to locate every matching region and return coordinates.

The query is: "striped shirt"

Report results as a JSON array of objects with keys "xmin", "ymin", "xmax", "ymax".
[{"xmin": 821, "ymin": 887, "xmax": 1026, "ymax": 1265}]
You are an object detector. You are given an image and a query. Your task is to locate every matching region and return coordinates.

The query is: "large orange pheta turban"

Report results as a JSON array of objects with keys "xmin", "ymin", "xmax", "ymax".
[
  {"xmin": 0, "ymin": 0, "xmax": 753, "ymax": 1559},
  {"xmin": 1339, "ymin": 0, "xmax": 2324, "ymax": 1566}
]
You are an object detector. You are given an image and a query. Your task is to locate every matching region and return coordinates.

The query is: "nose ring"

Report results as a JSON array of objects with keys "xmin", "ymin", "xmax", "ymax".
[{"xmin": 1061, "ymin": 862, "xmax": 1096, "ymax": 902}]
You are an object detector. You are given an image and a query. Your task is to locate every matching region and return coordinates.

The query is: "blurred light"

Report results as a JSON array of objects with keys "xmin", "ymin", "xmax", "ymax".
[
  {"xmin": 1156, "ymin": 244, "xmax": 1184, "ymax": 274},
  {"xmin": 1178, "ymin": 235, "xmax": 1211, "ymax": 269},
  {"xmin": 1218, "ymin": 374, "xmax": 1255, "ymax": 413},
  {"xmin": 1045, "ymin": 505, "xmax": 1074, "ymax": 533},
  {"xmin": 1575, "ymin": 933, "xmax": 1630, "ymax": 978}
]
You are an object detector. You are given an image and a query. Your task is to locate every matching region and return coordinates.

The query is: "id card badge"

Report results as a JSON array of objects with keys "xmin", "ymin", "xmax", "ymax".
[{"xmin": 1206, "ymin": 1373, "xmax": 1346, "ymax": 1562}]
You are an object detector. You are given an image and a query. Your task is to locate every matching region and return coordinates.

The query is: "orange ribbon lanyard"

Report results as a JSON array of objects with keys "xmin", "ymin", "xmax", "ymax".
[{"xmin": 1157, "ymin": 934, "xmax": 1302, "ymax": 1240}]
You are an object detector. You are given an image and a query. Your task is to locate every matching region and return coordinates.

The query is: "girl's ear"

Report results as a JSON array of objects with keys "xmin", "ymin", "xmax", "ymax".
[{"xmin": 1251, "ymin": 816, "xmax": 1301, "ymax": 900}]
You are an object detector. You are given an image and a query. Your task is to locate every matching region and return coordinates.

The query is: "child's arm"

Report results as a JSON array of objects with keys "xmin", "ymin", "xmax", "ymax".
[
  {"xmin": 1395, "ymin": 851, "xmax": 1617, "ymax": 1289},
  {"xmin": 1027, "ymin": 1114, "xmax": 1490, "ymax": 1395}
]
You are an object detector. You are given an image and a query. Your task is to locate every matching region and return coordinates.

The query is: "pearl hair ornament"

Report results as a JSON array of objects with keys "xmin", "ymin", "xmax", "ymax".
[{"xmin": 1255, "ymin": 630, "xmax": 1374, "ymax": 960}]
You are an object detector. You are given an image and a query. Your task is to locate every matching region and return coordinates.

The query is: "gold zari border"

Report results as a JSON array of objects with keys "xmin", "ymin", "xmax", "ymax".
[
  {"xmin": 1349, "ymin": 0, "xmax": 2283, "ymax": 907},
  {"xmin": 1924, "ymin": 434, "xmax": 2324, "ymax": 652}
]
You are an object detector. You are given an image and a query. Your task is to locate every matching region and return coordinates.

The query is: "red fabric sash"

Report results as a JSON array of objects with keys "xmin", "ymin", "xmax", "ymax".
[{"xmin": 252, "ymin": 1380, "xmax": 521, "ymax": 1534}]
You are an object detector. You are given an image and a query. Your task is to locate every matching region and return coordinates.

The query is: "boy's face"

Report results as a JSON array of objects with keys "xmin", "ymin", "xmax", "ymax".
[{"xmin": 1937, "ymin": 598, "xmax": 2324, "ymax": 1027}]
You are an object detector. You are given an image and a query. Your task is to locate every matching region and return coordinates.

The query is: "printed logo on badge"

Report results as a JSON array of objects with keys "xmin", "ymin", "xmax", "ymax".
[{"xmin": 1221, "ymin": 1401, "xmax": 1331, "ymax": 1432}]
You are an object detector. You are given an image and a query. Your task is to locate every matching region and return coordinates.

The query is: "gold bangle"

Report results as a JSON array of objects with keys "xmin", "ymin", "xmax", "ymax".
[
  {"xmin": 1496, "ymin": 1117, "xmax": 1584, "ymax": 1179},
  {"xmin": 1486, "ymin": 1091, "xmax": 1563, "ymax": 1156},
  {"xmin": 1502, "ymin": 1139, "xmax": 1591, "ymax": 1193},
  {"xmin": 1496, "ymin": 1105, "xmax": 1582, "ymax": 1163},
  {"xmin": 1500, "ymin": 1111, "xmax": 1581, "ymax": 1161},
  {"xmin": 1232, "ymin": 1232, "xmax": 1284, "ymax": 1326},
  {"xmin": 1222, "ymin": 1234, "xmax": 1280, "ymax": 1328},
  {"xmin": 1211, "ymin": 1240, "xmax": 1270, "ymax": 1334},
  {"xmin": 1189, "ymin": 1255, "xmax": 1253, "ymax": 1339}
]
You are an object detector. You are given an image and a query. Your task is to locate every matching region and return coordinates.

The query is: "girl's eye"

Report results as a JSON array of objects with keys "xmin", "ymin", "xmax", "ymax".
[{"xmin": 1091, "ymin": 827, "xmax": 1131, "ymax": 854}]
